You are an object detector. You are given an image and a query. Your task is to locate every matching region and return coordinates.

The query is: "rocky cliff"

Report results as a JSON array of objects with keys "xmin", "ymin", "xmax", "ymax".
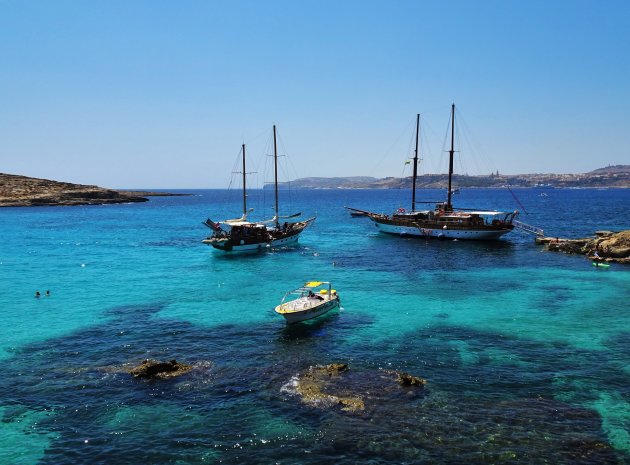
[{"xmin": 0, "ymin": 173, "xmax": 150, "ymax": 207}]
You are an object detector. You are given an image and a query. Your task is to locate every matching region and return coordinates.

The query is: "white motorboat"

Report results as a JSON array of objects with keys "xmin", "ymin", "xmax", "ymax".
[{"xmin": 275, "ymin": 281, "xmax": 340, "ymax": 324}]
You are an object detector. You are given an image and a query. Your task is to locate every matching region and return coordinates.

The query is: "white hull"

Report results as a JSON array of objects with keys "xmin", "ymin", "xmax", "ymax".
[
  {"xmin": 372, "ymin": 220, "xmax": 511, "ymax": 240},
  {"xmin": 275, "ymin": 297, "xmax": 339, "ymax": 324}
]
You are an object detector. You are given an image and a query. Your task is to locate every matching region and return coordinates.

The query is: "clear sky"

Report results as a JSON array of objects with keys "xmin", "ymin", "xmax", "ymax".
[{"xmin": 1, "ymin": 0, "xmax": 629, "ymax": 188}]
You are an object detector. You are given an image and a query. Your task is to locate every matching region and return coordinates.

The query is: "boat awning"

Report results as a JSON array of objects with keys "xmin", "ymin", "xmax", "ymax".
[
  {"xmin": 305, "ymin": 281, "xmax": 323, "ymax": 287},
  {"xmin": 467, "ymin": 211, "xmax": 506, "ymax": 216},
  {"xmin": 222, "ymin": 220, "xmax": 265, "ymax": 227}
]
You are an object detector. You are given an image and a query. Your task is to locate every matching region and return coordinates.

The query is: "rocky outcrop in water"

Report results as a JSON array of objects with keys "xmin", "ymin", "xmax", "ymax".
[
  {"xmin": 287, "ymin": 363, "xmax": 426, "ymax": 413},
  {"xmin": 0, "ymin": 173, "xmax": 150, "ymax": 207},
  {"xmin": 537, "ymin": 230, "xmax": 630, "ymax": 264},
  {"xmin": 395, "ymin": 371, "xmax": 427, "ymax": 387},
  {"xmin": 128, "ymin": 359, "xmax": 192, "ymax": 379}
]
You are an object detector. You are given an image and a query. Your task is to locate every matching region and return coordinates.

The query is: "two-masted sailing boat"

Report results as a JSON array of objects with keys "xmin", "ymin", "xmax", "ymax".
[
  {"xmin": 202, "ymin": 126, "xmax": 315, "ymax": 252},
  {"xmin": 348, "ymin": 105, "xmax": 518, "ymax": 240}
]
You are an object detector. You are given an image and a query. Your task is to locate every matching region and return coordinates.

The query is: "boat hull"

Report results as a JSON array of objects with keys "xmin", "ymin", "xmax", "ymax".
[
  {"xmin": 203, "ymin": 230, "xmax": 302, "ymax": 252},
  {"xmin": 203, "ymin": 218, "xmax": 315, "ymax": 252},
  {"xmin": 275, "ymin": 297, "xmax": 339, "ymax": 324},
  {"xmin": 371, "ymin": 217, "xmax": 513, "ymax": 240}
]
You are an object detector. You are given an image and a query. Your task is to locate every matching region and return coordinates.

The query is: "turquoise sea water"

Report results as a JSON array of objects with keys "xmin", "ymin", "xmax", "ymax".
[{"xmin": 1, "ymin": 188, "xmax": 629, "ymax": 464}]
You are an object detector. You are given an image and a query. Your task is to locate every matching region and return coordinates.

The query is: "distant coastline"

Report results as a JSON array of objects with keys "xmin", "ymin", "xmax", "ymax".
[
  {"xmin": 2, "ymin": 164, "xmax": 628, "ymax": 208},
  {"xmin": 0, "ymin": 173, "xmax": 189, "ymax": 207},
  {"xmin": 281, "ymin": 165, "xmax": 630, "ymax": 190}
]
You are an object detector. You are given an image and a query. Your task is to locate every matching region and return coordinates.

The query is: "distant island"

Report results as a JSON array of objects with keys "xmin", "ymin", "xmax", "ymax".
[
  {"xmin": 283, "ymin": 165, "xmax": 630, "ymax": 189},
  {"xmin": 0, "ymin": 173, "xmax": 186, "ymax": 207},
  {"xmin": 2, "ymin": 165, "xmax": 627, "ymax": 208}
]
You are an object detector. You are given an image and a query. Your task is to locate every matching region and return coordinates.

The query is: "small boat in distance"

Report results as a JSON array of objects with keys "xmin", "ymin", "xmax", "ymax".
[
  {"xmin": 348, "ymin": 105, "xmax": 518, "ymax": 240},
  {"xmin": 275, "ymin": 281, "xmax": 340, "ymax": 324},
  {"xmin": 203, "ymin": 126, "xmax": 315, "ymax": 252},
  {"xmin": 593, "ymin": 262, "xmax": 610, "ymax": 269}
]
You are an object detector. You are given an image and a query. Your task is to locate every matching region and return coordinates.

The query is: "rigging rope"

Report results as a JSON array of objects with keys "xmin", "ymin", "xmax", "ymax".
[{"xmin": 506, "ymin": 185, "xmax": 528, "ymax": 214}]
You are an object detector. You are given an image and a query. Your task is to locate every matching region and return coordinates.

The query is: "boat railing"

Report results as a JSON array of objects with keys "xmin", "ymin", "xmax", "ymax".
[{"xmin": 513, "ymin": 220, "xmax": 544, "ymax": 237}]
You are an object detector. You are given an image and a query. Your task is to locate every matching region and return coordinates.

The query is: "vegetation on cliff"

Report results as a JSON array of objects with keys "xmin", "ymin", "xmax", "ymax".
[{"xmin": 0, "ymin": 173, "xmax": 184, "ymax": 207}]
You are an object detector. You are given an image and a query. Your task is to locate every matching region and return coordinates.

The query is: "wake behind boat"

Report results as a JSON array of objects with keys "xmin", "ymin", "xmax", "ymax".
[
  {"xmin": 202, "ymin": 126, "xmax": 315, "ymax": 252},
  {"xmin": 348, "ymin": 105, "xmax": 518, "ymax": 240},
  {"xmin": 275, "ymin": 281, "xmax": 340, "ymax": 324}
]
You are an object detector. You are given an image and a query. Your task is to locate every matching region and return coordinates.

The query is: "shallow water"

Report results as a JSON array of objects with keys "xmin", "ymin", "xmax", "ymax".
[{"xmin": 1, "ymin": 188, "xmax": 628, "ymax": 464}]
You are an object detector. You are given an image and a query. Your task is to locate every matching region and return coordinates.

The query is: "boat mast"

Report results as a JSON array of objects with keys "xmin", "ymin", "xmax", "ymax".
[
  {"xmin": 273, "ymin": 125, "xmax": 279, "ymax": 227},
  {"xmin": 242, "ymin": 144, "xmax": 247, "ymax": 217},
  {"xmin": 412, "ymin": 113, "xmax": 420, "ymax": 212},
  {"xmin": 446, "ymin": 103, "xmax": 455, "ymax": 211}
]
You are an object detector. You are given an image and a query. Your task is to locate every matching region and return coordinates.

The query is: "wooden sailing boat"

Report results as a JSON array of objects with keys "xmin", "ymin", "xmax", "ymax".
[
  {"xmin": 202, "ymin": 126, "xmax": 315, "ymax": 252},
  {"xmin": 348, "ymin": 105, "xmax": 518, "ymax": 240}
]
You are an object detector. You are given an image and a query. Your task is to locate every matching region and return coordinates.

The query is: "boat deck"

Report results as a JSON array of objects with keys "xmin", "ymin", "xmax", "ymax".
[{"xmin": 276, "ymin": 295, "xmax": 337, "ymax": 314}]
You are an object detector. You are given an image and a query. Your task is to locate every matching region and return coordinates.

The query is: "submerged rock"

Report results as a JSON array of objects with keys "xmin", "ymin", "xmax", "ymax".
[
  {"xmin": 288, "ymin": 363, "xmax": 426, "ymax": 413},
  {"xmin": 294, "ymin": 363, "xmax": 363, "ymax": 412},
  {"xmin": 395, "ymin": 371, "xmax": 427, "ymax": 387},
  {"xmin": 128, "ymin": 359, "xmax": 192, "ymax": 379}
]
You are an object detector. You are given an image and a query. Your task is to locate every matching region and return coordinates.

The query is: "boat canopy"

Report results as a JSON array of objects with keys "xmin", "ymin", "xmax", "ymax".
[
  {"xmin": 396, "ymin": 210, "xmax": 432, "ymax": 216},
  {"xmin": 441, "ymin": 214, "xmax": 472, "ymax": 219},
  {"xmin": 467, "ymin": 211, "xmax": 506, "ymax": 216},
  {"xmin": 221, "ymin": 220, "xmax": 265, "ymax": 227},
  {"xmin": 305, "ymin": 281, "xmax": 324, "ymax": 287}
]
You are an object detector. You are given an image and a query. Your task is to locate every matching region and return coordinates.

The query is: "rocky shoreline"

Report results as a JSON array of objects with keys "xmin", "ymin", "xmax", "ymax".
[
  {"xmin": 0, "ymin": 173, "xmax": 186, "ymax": 207},
  {"xmin": 537, "ymin": 230, "xmax": 630, "ymax": 264}
]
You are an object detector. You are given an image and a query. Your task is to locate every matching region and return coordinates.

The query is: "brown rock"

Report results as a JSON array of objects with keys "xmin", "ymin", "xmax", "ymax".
[
  {"xmin": 540, "ymin": 230, "xmax": 630, "ymax": 264},
  {"xmin": 396, "ymin": 372, "xmax": 427, "ymax": 387},
  {"xmin": 128, "ymin": 359, "xmax": 192, "ymax": 379},
  {"xmin": 293, "ymin": 364, "xmax": 364, "ymax": 412},
  {"xmin": 290, "ymin": 364, "xmax": 427, "ymax": 414}
]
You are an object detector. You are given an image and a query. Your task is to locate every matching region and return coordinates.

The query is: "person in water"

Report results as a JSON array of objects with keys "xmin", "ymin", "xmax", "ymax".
[{"xmin": 35, "ymin": 291, "xmax": 41, "ymax": 298}]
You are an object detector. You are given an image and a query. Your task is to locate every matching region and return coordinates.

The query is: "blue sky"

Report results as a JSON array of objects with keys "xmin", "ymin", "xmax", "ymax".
[{"xmin": 1, "ymin": 0, "xmax": 628, "ymax": 188}]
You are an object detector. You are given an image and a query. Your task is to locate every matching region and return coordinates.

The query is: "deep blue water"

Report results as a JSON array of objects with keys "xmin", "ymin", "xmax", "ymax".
[{"xmin": 1, "ymin": 188, "xmax": 629, "ymax": 464}]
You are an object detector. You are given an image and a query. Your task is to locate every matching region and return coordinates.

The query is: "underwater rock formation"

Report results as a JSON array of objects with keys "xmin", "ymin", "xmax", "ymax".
[
  {"xmin": 128, "ymin": 359, "xmax": 193, "ymax": 379},
  {"xmin": 288, "ymin": 363, "xmax": 426, "ymax": 413},
  {"xmin": 394, "ymin": 371, "xmax": 427, "ymax": 387},
  {"xmin": 293, "ymin": 363, "xmax": 364, "ymax": 412}
]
